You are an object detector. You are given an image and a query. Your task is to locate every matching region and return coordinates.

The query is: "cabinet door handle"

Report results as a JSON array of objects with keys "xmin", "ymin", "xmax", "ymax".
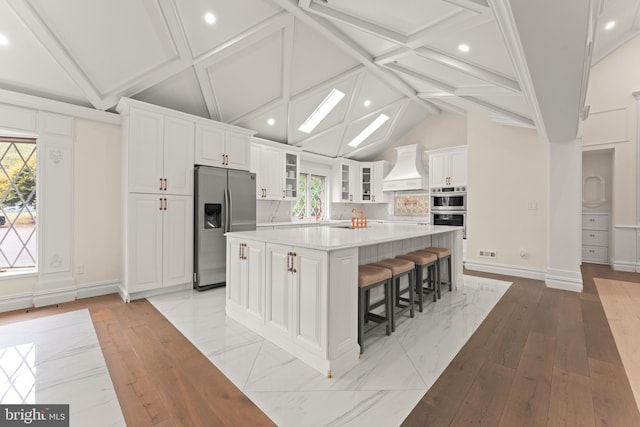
[
  {"xmin": 160, "ymin": 178, "xmax": 163, "ymax": 191},
  {"xmin": 291, "ymin": 252, "xmax": 297, "ymax": 273},
  {"xmin": 222, "ymin": 154, "xmax": 226, "ymax": 165},
  {"xmin": 239, "ymin": 244, "xmax": 243, "ymax": 259},
  {"xmin": 225, "ymin": 154, "xmax": 229, "ymax": 165},
  {"xmin": 242, "ymin": 243, "xmax": 247, "ymax": 260},
  {"xmin": 589, "ymin": 218, "xmax": 595, "ymax": 222},
  {"xmin": 164, "ymin": 198, "xmax": 168, "ymax": 210},
  {"xmin": 590, "ymin": 234, "xmax": 595, "ymax": 237},
  {"xmin": 164, "ymin": 178, "xmax": 168, "ymax": 191},
  {"xmin": 349, "ymin": 195, "xmax": 353, "ymax": 202},
  {"xmin": 282, "ymin": 190, "xmax": 285, "ymax": 199},
  {"xmin": 287, "ymin": 252, "xmax": 292, "ymax": 272},
  {"xmin": 159, "ymin": 198, "xmax": 163, "ymax": 210}
]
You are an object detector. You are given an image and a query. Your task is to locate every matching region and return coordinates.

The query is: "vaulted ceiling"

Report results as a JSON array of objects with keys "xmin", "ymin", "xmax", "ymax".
[{"xmin": 0, "ymin": 0, "xmax": 638, "ymax": 159}]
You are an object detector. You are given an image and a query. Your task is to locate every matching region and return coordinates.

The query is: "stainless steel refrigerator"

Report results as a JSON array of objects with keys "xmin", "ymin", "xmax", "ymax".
[{"xmin": 194, "ymin": 166, "xmax": 256, "ymax": 290}]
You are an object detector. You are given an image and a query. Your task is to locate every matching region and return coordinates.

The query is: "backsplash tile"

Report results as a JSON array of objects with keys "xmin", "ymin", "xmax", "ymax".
[{"xmin": 394, "ymin": 193, "xmax": 430, "ymax": 216}]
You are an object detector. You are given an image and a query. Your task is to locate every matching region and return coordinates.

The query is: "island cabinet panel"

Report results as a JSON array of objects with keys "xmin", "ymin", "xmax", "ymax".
[
  {"xmin": 266, "ymin": 244, "xmax": 291, "ymax": 337},
  {"xmin": 327, "ymin": 249, "xmax": 358, "ymax": 361},
  {"xmin": 292, "ymin": 248, "xmax": 327, "ymax": 354},
  {"xmin": 226, "ymin": 238, "xmax": 265, "ymax": 327}
]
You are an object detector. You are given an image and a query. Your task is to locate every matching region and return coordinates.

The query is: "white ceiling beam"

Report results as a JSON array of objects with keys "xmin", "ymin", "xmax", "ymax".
[
  {"xmin": 269, "ymin": 0, "xmax": 441, "ymax": 115},
  {"xmin": 419, "ymin": 85, "xmax": 522, "ymax": 97},
  {"xmin": 374, "ymin": 48, "xmax": 415, "ymax": 66},
  {"xmin": 427, "ymin": 98, "xmax": 469, "ymax": 115},
  {"xmin": 488, "ymin": 0, "xmax": 595, "ymax": 142},
  {"xmin": 414, "ymin": 46, "xmax": 521, "ymax": 93},
  {"xmin": 441, "ymin": 0, "xmax": 490, "ymax": 14},
  {"xmin": 457, "ymin": 95, "xmax": 534, "ymax": 126},
  {"xmin": 385, "ymin": 63, "xmax": 457, "ymax": 93},
  {"xmin": 405, "ymin": 9, "xmax": 480, "ymax": 49},
  {"xmin": 305, "ymin": 1, "xmax": 409, "ymax": 45}
]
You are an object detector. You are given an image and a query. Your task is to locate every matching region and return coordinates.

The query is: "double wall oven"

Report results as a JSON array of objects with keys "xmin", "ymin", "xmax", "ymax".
[{"xmin": 431, "ymin": 186, "xmax": 466, "ymax": 238}]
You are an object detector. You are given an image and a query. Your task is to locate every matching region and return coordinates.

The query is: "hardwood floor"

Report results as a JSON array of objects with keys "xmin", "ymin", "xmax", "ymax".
[
  {"xmin": 0, "ymin": 264, "xmax": 638, "ymax": 426},
  {"xmin": 402, "ymin": 263, "xmax": 640, "ymax": 426}
]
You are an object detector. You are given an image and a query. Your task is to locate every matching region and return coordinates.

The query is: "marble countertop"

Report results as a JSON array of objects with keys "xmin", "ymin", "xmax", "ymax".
[
  {"xmin": 256, "ymin": 218, "xmax": 430, "ymax": 227},
  {"xmin": 227, "ymin": 223, "xmax": 461, "ymax": 251}
]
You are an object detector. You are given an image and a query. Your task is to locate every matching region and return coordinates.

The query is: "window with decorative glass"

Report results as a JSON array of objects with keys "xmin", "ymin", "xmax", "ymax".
[
  {"xmin": 292, "ymin": 174, "xmax": 326, "ymax": 219},
  {"xmin": 0, "ymin": 138, "xmax": 37, "ymax": 272}
]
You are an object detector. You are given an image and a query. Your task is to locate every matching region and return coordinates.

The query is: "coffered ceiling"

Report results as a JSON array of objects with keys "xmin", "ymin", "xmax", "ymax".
[{"xmin": 0, "ymin": 0, "xmax": 637, "ymax": 159}]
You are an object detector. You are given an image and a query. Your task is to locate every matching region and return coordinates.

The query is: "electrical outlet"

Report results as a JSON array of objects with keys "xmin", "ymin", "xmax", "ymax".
[
  {"xmin": 479, "ymin": 250, "xmax": 497, "ymax": 258},
  {"xmin": 527, "ymin": 201, "xmax": 538, "ymax": 210}
]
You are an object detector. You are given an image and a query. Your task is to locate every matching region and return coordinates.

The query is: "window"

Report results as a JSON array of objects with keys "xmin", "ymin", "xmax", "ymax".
[
  {"xmin": 292, "ymin": 174, "xmax": 326, "ymax": 219},
  {"xmin": 0, "ymin": 138, "xmax": 37, "ymax": 271}
]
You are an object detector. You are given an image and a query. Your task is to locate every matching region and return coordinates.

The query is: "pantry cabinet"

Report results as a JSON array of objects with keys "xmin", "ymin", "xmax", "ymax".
[
  {"xmin": 428, "ymin": 146, "xmax": 467, "ymax": 188},
  {"xmin": 195, "ymin": 122, "xmax": 253, "ymax": 171},
  {"xmin": 126, "ymin": 193, "xmax": 193, "ymax": 294},
  {"xmin": 126, "ymin": 108, "xmax": 194, "ymax": 195}
]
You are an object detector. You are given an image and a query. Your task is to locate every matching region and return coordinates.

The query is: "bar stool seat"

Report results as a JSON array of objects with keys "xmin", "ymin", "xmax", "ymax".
[
  {"xmin": 371, "ymin": 258, "xmax": 415, "ymax": 332},
  {"xmin": 396, "ymin": 251, "xmax": 438, "ymax": 311},
  {"xmin": 422, "ymin": 247, "xmax": 452, "ymax": 296},
  {"xmin": 357, "ymin": 264, "xmax": 392, "ymax": 353}
]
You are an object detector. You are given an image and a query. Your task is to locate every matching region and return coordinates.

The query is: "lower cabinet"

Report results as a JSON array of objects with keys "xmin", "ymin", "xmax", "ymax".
[
  {"xmin": 266, "ymin": 244, "xmax": 327, "ymax": 353},
  {"xmin": 126, "ymin": 193, "xmax": 193, "ymax": 295},
  {"xmin": 227, "ymin": 238, "xmax": 264, "ymax": 325},
  {"xmin": 582, "ymin": 211, "xmax": 609, "ymax": 264}
]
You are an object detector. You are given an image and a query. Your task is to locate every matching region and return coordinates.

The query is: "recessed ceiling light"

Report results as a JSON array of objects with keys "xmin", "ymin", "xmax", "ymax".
[
  {"xmin": 0, "ymin": 34, "xmax": 8, "ymax": 46},
  {"xmin": 267, "ymin": 118, "xmax": 275, "ymax": 126},
  {"xmin": 298, "ymin": 88, "xmax": 345, "ymax": 133},
  {"xmin": 458, "ymin": 44, "xmax": 470, "ymax": 53},
  {"xmin": 363, "ymin": 99, "xmax": 371, "ymax": 107},
  {"xmin": 605, "ymin": 21, "xmax": 616, "ymax": 30},
  {"xmin": 204, "ymin": 12, "xmax": 216, "ymax": 25},
  {"xmin": 348, "ymin": 114, "xmax": 390, "ymax": 147}
]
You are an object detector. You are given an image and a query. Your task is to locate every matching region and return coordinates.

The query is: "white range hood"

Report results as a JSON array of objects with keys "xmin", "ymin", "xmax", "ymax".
[{"xmin": 382, "ymin": 144, "xmax": 428, "ymax": 192}]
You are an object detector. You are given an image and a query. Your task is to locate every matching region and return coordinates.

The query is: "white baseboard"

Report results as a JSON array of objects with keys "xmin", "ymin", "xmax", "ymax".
[
  {"xmin": 33, "ymin": 287, "xmax": 77, "ymax": 308},
  {"xmin": 464, "ymin": 260, "xmax": 547, "ymax": 280},
  {"xmin": 545, "ymin": 268, "xmax": 583, "ymax": 292},
  {"xmin": 76, "ymin": 280, "xmax": 120, "ymax": 300},
  {"xmin": 611, "ymin": 259, "xmax": 639, "ymax": 272},
  {"xmin": 0, "ymin": 293, "xmax": 33, "ymax": 313},
  {"xmin": 119, "ymin": 283, "xmax": 192, "ymax": 303}
]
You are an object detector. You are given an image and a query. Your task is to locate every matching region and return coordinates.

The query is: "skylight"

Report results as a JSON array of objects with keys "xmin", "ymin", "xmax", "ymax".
[
  {"xmin": 0, "ymin": 34, "xmax": 8, "ymax": 46},
  {"xmin": 348, "ymin": 114, "xmax": 389, "ymax": 147},
  {"xmin": 605, "ymin": 21, "xmax": 616, "ymax": 31},
  {"xmin": 298, "ymin": 89, "xmax": 345, "ymax": 134}
]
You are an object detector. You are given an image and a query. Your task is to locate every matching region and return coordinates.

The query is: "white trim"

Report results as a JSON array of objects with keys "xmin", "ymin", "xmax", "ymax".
[
  {"xmin": 0, "ymin": 292, "xmax": 33, "ymax": 313},
  {"xmin": 118, "ymin": 282, "xmax": 192, "ymax": 303},
  {"xmin": 0, "ymin": 89, "xmax": 120, "ymax": 125},
  {"xmin": 32, "ymin": 286, "xmax": 77, "ymax": 308},
  {"xmin": 464, "ymin": 260, "xmax": 546, "ymax": 280},
  {"xmin": 611, "ymin": 259, "xmax": 638, "ymax": 272},
  {"xmin": 76, "ymin": 280, "xmax": 121, "ymax": 300},
  {"xmin": 545, "ymin": 268, "xmax": 583, "ymax": 293}
]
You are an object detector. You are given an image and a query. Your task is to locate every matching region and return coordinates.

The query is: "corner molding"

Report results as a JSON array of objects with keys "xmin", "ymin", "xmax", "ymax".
[{"xmin": 545, "ymin": 268, "xmax": 583, "ymax": 293}]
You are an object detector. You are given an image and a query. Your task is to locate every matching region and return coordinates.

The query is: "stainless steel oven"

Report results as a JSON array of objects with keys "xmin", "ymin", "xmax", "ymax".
[
  {"xmin": 431, "ymin": 187, "xmax": 466, "ymax": 211},
  {"xmin": 432, "ymin": 211, "xmax": 466, "ymax": 238}
]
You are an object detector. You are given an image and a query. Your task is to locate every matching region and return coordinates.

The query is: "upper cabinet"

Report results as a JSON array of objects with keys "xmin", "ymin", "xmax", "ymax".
[
  {"xmin": 428, "ymin": 146, "xmax": 467, "ymax": 188},
  {"xmin": 195, "ymin": 122, "xmax": 254, "ymax": 171},
  {"xmin": 359, "ymin": 161, "xmax": 390, "ymax": 203},
  {"xmin": 124, "ymin": 106, "xmax": 194, "ymax": 195},
  {"xmin": 332, "ymin": 159, "xmax": 360, "ymax": 202},
  {"xmin": 251, "ymin": 141, "xmax": 299, "ymax": 201}
]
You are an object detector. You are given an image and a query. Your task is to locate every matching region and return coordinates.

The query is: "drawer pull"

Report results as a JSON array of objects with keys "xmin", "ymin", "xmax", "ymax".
[
  {"xmin": 589, "ymin": 250, "xmax": 595, "ymax": 253},
  {"xmin": 590, "ymin": 234, "xmax": 595, "ymax": 237},
  {"xmin": 589, "ymin": 218, "xmax": 595, "ymax": 222}
]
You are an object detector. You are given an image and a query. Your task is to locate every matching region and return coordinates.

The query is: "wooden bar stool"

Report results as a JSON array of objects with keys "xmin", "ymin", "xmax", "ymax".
[
  {"xmin": 422, "ymin": 247, "xmax": 452, "ymax": 297},
  {"xmin": 395, "ymin": 251, "xmax": 438, "ymax": 311},
  {"xmin": 357, "ymin": 264, "xmax": 393, "ymax": 353},
  {"xmin": 370, "ymin": 258, "xmax": 415, "ymax": 332}
]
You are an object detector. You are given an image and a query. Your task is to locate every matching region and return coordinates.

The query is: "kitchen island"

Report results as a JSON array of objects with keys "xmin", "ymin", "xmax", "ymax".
[{"xmin": 225, "ymin": 223, "xmax": 463, "ymax": 377}]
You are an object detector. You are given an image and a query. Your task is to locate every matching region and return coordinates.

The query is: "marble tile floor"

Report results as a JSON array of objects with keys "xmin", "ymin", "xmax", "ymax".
[
  {"xmin": 0, "ymin": 309, "xmax": 126, "ymax": 427},
  {"xmin": 148, "ymin": 275, "xmax": 511, "ymax": 427}
]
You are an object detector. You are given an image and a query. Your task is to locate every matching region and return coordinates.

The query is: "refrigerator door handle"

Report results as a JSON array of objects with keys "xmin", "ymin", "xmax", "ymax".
[{"xmin": 223, "ymin": 188, "xmax": 229, "ymax": 233}]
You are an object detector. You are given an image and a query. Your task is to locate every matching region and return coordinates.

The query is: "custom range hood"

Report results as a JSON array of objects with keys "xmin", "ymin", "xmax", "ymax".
[{"xmin": 382, "ymin": 144, "xmax": 428, "ymax": 192}]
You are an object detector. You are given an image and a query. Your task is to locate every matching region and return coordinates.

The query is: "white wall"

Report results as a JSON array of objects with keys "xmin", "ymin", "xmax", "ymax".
[
  {"xmin": 582, "ymin": 150, "xmax": 613, "ymax": 212},
  {"xmin": 73, "ymin": 119, "xmax": 121, "ymax": 290},
  {"xmin": 465, "ymin": 113, "xmax": 549, "ymax": 274}
]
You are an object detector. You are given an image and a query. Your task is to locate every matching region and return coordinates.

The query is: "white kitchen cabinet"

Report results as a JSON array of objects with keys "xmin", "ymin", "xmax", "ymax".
[
  {"xmin": 428, "ymin": 146, "xmax": 467, "ymax": 188},
  {"xmin": 359, "ymin": 161, "xmax": 390, "ymax": 203},
  {"xmin": 126, "ymin": 193, "xmax": 193, "ymax": 294},
  {"xmin": 126, "ymin": 108, "xmax": 194, "ymax": 195},
  {"xmin": 265, "ymin": 243, "xmax": 327, "ymax": 353},
  {"xmin": 195, "ymin": 122, "xmax": 253, "ymax": 171},
  {"xmin": 251, "ymin": 143, "xmax": 299, "ymax": 201},
  {"xmin": 227, "ymin": 238, "xmax": 265, "ymax": 326},
  {"xmin": 332, "ymin": 159, "xmax": 360, "ymax": 202},
  {"xmin": 582, "ymin": 211, "xmax": 609, "ymax": 264}
]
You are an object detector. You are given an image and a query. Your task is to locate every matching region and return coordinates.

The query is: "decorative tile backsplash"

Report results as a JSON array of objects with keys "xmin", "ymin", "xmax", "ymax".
[{"xmin": 394, "ymin": 193, "xmax": 430, "ymax": 216}]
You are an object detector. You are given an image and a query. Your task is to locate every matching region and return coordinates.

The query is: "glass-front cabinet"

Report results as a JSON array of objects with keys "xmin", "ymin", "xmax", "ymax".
[
  {"xmin": 361, "ymin": 164, "xmax": 372, "ymax": 202},
  {"xmin": 284, "ymin": 151, "xmax": 298, "ymax": 200}
]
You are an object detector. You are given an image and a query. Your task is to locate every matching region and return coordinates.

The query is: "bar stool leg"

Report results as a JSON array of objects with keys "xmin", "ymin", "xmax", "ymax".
[
  {"xmin": 385, "ymin": 279, "xmax": 392, "ymax": 335},
  {"xmin": 358, "ymin": 288, "xmax": 365, "ymax": 353},
  {"xmin": 447, "ymin": 256, "xmax": 452, "ymax": 291},
  {"xmin": 415, "ymin": 266, "xmax": 424, "ymax": 312},
  {"xmin": 409, "ymin": 269, "xmax": 415, "ymax": 318}
]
